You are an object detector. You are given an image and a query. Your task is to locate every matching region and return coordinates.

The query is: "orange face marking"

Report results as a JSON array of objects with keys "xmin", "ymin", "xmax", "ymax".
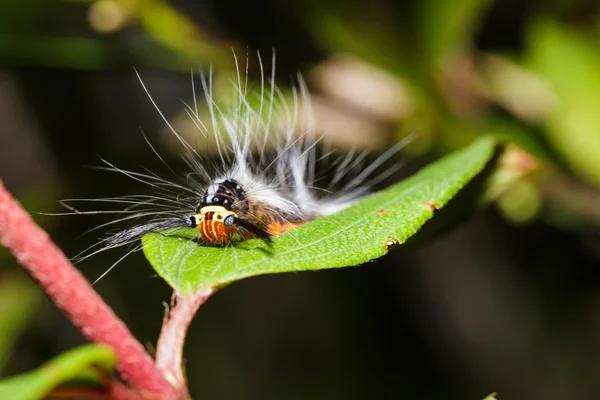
[
  {"xmin": 191, "ymin": 206, "xmax": 238, "ymax": 245},
  {"xmin": 198, "ymin": 218, "xmax": 236, "ymax": 244}
]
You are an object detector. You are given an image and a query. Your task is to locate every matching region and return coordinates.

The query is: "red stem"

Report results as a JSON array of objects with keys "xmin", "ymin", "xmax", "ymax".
[
  {"xmin": 0, "ymin": 181, "xmax": 174, "ymax": 398},
  {"xmin": 156, "ymin": 290, "xmax": 213, "ymax": 393}
]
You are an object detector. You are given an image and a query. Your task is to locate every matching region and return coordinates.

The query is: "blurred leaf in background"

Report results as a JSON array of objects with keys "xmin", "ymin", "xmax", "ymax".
[{"xmin": 527, "ymin": 20, "xmax": 600, "ymax": 187}]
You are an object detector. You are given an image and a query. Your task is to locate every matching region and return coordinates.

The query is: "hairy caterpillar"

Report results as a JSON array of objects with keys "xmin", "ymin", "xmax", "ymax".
[{"xmin": 59, "ymin": 54, "xmax": 411, "ymax": 279}]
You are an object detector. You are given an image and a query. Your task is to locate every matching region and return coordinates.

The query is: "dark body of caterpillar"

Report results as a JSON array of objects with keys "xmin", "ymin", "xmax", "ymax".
[{"xmin": 185, "ymin": 178, "xmax": 302, "ymax": 245}]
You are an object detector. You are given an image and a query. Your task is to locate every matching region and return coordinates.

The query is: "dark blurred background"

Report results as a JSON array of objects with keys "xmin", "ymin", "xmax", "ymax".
[{"xmin": 2, "ymin": 0, "xmax": 600, "ymax": 399}]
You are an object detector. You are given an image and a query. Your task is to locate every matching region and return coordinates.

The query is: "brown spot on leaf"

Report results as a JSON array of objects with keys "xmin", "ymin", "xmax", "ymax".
[
  {"xmin": 423, "ymin": 201, "xmax": 438, "ymax": 211},
  {"xmin": 376, "ymin": 209, "xmax": 390, "ymax": 214},
  {"xmin": 384, "ymin": 238, "xmax": 402, "ymax": 251}
]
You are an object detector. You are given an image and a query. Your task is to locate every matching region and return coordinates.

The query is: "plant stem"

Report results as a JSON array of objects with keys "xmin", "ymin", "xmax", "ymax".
[
  {"xmin": 156, "ymin": 290, "xmax": 213, "ymax": 393},
  {"xmin": 0, "ymin": 181, "xmax": 173, "ymax": 398}
]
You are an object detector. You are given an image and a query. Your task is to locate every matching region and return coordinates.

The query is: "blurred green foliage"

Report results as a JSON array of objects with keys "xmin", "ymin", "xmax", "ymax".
[{"xmin": 527, "ymin": 20, "xmax": 600, "ymax": 187}]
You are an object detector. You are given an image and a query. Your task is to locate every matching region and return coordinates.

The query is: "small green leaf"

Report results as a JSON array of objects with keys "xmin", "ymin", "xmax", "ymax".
[
  {"xmin": 143, "ymin": 137, "xmax": 498, "ymax": 295},
  {"xmin": 0, "ymin": 345, "xmax": 116, "ymax": 400}
]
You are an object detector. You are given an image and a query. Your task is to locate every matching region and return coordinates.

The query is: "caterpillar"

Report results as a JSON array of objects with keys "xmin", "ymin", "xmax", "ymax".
[{"xmin": 59, "ymin": 53, "xmax": 411, "ymax": 279}]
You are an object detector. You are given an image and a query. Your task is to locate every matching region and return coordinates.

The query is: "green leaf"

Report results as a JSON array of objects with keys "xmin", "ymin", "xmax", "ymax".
[
  {"xmin": 0, "ymin": 345, "xmax": 116, "ymax": 400},
  {"xmin": 418, "ymin": 0, "xmax": 492, "ymax": 69},
  {"xmin": 143, "ymin": 137, "xmax": 498, "ymax": 296},
  {"xmin": 527, "ymin": 20, "xmax": 600, "ymax": 187}
]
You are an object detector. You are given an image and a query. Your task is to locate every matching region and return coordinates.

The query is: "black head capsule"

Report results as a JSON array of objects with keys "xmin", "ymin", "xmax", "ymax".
[{"xmin": 199, "ymin": 178, "xmax": 248, "ymax": 212}]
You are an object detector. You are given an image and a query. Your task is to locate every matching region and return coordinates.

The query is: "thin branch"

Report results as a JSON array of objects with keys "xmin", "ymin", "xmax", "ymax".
[
  {"xmin": 0, "ymin": 181, "xmax": 174, "ymax": 398},
  {"xmin": 156, "ymin": 289, "xmax": 213, "ymax": 393}
]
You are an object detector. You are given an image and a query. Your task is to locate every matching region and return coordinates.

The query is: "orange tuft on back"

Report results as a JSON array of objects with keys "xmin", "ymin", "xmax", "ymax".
[{"xmin": 265, "ymin": 221, "xmax": 304, "ymax": 235}]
